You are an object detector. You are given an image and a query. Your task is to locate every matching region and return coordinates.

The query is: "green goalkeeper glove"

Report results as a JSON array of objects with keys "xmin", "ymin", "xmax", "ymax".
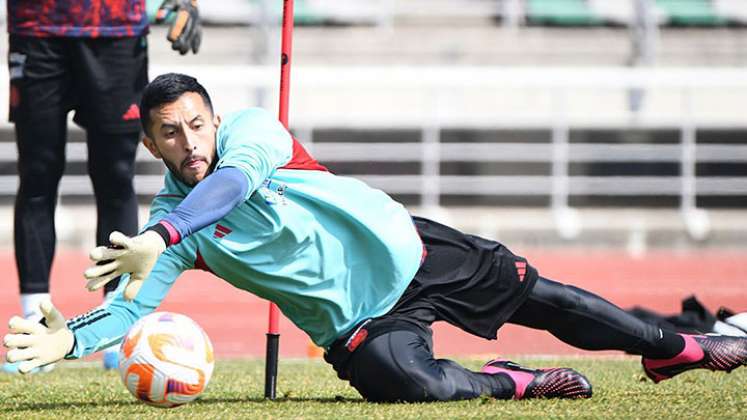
[
  {"xmin": 3, "ymin": 301, "xmax": 74, "ymax": 374},
  {"xmin": 84, "ymin": 230, "xmax": 167, "ymax": 301},
  {"xmin": 156, "ymin": 0, "xmax": 202, "ymax": 55}
]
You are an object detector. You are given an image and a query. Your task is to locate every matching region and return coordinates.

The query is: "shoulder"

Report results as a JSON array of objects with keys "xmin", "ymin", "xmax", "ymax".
[
  {"xmin": 219, "ymin": 108, "xmax": 277, "ymax": 133},
  {"xmin": 216, "ymin": 108, "xmax": 292, "ymax": 157}
]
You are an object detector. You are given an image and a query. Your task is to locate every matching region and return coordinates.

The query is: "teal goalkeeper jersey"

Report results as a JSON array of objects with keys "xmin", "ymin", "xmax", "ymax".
[{"xmin": 66, "ymin": 108, "xmax": 423, "ymax": 357}]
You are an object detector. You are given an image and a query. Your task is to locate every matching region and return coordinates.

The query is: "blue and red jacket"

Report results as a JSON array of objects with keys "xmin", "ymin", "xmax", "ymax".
[{"xmin": 7, "ymin": 0, "xmax": 148, "ymax": 38}]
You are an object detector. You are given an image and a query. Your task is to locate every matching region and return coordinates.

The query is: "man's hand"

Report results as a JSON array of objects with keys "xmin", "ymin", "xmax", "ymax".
[
  {"xmin": 156, "ymin": 0, "xmax": 202, "ymax": 55},
  {"xmin": 84, "ymin": 231, "xmax": 166, "ymax": 301},
  {"xmin": 3, "ymin": 301, "xmax": 73, "ymax": 374}
]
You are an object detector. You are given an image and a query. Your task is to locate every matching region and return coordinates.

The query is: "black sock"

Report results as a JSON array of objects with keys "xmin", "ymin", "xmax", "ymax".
[{"xmin": 645, "ymin": 330, "xmax": 686, "ymax": 359}]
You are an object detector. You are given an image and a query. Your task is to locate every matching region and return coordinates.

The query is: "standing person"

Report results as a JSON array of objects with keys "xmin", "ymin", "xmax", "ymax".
[
  {"xmin": 4, "ymin": 1, "xmax": 201, "ymax": 373},
  {"xmin": 5, "ymin": 74, "xmax": 747, "ymax": 402}
]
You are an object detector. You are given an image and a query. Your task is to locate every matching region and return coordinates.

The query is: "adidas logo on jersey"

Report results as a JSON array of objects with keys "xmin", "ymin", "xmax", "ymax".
[{"xmin": 214, "ymin": 224, "xmax": 232, "ymax": 239}]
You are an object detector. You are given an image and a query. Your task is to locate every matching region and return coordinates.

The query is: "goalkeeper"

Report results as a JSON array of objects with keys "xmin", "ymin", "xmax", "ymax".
[{"xmin": 6, "ymin": 73, "xmax": 747, "ymax": 402}]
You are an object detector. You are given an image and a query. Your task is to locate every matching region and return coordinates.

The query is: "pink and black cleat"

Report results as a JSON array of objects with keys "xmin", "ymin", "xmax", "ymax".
[
  {"xmin": 481, "ymin": 360, "xmax": 592, "ymax": 400},
  {"xmin": 642, "ymin": 334, "xmax": 747, "ymax": 383}
]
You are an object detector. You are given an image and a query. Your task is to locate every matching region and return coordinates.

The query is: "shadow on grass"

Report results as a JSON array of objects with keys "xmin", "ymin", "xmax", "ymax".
[
  {"xmin": 193, "ymin": 395, "xmax": 366, "ymax": 405},
  {"xmin": 0, "ymin": 400, "xmax": 142, "ymax": 412},
  {"xmin": 1, "ymin": 395, "xmax": 366, "ymax": 412}
]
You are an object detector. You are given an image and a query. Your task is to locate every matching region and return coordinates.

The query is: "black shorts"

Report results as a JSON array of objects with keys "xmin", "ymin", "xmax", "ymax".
[
  {"xmin": 391, "ymin": 216, "xmax": 539, "ymax": 339},
  {"xmin": 325, "ymin": 216, "xmax": 538, "ymax": 376},
  {"xmin": 8, "ymin": 34, "xmax": 148, "ymax": 133}
]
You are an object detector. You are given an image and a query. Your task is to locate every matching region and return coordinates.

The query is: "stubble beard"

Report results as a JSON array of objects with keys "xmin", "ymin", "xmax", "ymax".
[{"xmin": 164, "ymin": 156, "xmax": 217, "ymax": 187}]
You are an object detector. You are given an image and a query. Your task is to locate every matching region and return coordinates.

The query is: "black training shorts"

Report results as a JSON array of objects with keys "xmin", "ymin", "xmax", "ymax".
[
  {"xmin": 390, "ymin": 216, "xmax": 539, "ymax": 340},
  {"xmin": 326, "ymin": 216, "xmax": 538, "ymax": 376},
  {"xmin": 8, "ymin": 34, "xmax": 148, "ymax": 133}
]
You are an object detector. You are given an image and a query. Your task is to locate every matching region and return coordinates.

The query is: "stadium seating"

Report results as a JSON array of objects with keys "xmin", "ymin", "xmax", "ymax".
[
  {"xmin": 145, "ymin": 0, "xmax": 747, "ymax": 28},
  {"xmin": 526, "ymin": 0, "xmax": 732, "ymax": 27},
  {"xmin": 525, "ymin": 0, "xmax": 601, "ymax": 25},
  {"xmin": 655, "ymin": 0, "xmax": 725, "ymax": 26}
]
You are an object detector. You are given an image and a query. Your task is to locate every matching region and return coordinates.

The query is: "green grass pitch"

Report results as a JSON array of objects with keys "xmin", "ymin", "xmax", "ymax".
[{"xmin": 1, "ymin": 358, "xmax": 745, "ymax": 419}]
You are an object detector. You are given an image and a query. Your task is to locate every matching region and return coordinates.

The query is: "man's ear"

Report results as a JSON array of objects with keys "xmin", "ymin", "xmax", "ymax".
[
  {"xmin": 142, "ymin": 136, "xmax": 162, "ymax": 159},
  {"xmin": 213, "ymin": 114, "xmax": 221, "ymax": 128}
]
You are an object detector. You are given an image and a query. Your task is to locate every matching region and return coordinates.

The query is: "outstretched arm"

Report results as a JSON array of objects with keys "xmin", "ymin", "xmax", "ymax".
[
  {"xmin": 84, "ymin": 108, "xmax": 292, "ymax": 299},
  {"xmin": 151, "ymin": 167, "xmax": 249, "ymax": 245},
  {"xmin": 4, "ymin": 250, "xmax": 188, "ymax": 370},
  {"xmin": 71, "ymin": 251, "xmax": 186, "ymax": 358}
]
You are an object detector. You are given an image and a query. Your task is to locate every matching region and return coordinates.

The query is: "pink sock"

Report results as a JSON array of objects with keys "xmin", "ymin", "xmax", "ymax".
[
  {"xmin": 482, "ymin": 364, "xmax": 535, "ymax": 399},
  {"xmin": 645, "ymin": 334, "xmax": 704, "ymax": 369}
]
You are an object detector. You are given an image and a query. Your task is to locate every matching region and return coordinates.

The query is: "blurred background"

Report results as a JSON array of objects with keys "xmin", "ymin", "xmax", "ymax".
[
  {"xmin": 0, "ymin": 0, "xmax": 745, "ymax": 357},
  {"xmin": 0, "ymin": 0, "xmax": 746, "ymax": 251}
]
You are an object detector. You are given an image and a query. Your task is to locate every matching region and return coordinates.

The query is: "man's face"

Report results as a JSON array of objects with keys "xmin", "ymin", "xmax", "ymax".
[{"xmin": 142, "ymin": 92, "xmax": 220, "ymax": 187}]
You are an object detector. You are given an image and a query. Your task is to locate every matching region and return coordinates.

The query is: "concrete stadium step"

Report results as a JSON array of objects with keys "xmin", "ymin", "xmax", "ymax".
[{"xmin": 1, "ymin": 25, "xmax": 745, "ymax": 67}]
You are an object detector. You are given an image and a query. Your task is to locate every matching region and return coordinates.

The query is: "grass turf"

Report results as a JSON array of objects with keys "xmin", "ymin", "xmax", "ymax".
[{"xmin": 1, "ymin": 357, "xmax": 745, "ymax": 419}]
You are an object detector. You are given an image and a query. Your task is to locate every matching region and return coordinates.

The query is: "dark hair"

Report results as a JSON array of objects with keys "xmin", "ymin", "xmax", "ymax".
[{"xmin": 140, "ymin": 73, "xmax": 214, "ymax": 137}]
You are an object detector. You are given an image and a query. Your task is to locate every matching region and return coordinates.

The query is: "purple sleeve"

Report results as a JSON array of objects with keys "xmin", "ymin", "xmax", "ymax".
[{"xmin": 156, "ymin": 167, "xmax": 249, "ymax": 244}]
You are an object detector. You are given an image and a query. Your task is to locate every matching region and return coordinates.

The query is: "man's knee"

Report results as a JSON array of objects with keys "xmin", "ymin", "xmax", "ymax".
[
  {"xmin": 87, "ymin": 131, "xmax": 138, "ymax": 196},
  {"xmin": 17, "ymin": 155, "xmax": 65, "ymax": 197},
  {"xmin": 88, "ymin": 159, "xmax": 136, "ymax": 204}
]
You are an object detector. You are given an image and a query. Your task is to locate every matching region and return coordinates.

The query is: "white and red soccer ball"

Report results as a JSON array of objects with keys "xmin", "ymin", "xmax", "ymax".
[{"xmin": 118, "ymin": 312, "xmax": 214, "ymax": 408}]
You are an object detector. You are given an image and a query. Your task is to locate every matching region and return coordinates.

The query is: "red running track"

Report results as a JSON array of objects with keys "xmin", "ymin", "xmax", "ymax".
[{"xmin": 0, "ymin": 249, "xmax": 745, "ymax": 360}]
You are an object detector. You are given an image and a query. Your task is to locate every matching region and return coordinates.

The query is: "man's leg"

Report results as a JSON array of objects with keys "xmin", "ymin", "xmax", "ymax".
[
  {"xmin": 507, "ymin": 277, "xmax": 747, "ymax": 382},
  {"xmin": 344, "ymin": 321, "xmax": 590, "ymax": 402},
  {"xmin": 508, "ymin": 277, "xmax": 684, "ymax": 356},
  {"xmin": 10, "ymin": 35, "xmax": 69, "ymax": 318},
  {"xmin": 76, "ymin": 36, "xmax": 145, "ymax": 291},
  {"xmin": 86, "ymin": 128, "xmax": 140, "ymax": 294},
  {"xmin": 13, "ymin": 110, "xmax": 67, "ymax": 303},
  {"xmin": 6, "ymin": 36, "xmax": 70, "ymax": 374}
]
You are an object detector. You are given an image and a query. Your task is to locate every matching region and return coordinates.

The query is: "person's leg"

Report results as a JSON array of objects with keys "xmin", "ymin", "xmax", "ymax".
[
  {"xmin": 344, "ymin": 322, "xmax": 590, "ymax": 402},
  {"xmin": 86, "ymin": 128, "xmax": 140, "ymax": 294},
  {"xmin": 508, "ymin": 277, "xmax": 684, "ymax": 357},
  {"xmin": 10, "ymin": 35, "xmax": 70, "ymax": 315},
  {"xmin": 508, "ymin": 277, "xmax": 747, "ymax": 382}
]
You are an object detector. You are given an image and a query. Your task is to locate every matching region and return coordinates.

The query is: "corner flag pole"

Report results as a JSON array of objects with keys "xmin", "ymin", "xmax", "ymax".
[{"xmin": 265, "ymin": 0, "xmax": 294, "ymax": 400}]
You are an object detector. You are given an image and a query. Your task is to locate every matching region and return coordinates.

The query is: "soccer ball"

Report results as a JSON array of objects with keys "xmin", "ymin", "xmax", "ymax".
[{"xmin": 118, "ymin": 312, "xmax": 214, "ymax": 408}]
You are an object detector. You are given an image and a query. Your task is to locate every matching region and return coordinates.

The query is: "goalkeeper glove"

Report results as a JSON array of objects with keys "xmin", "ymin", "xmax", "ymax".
[
  {"xmin": 156, "ymin": 0, "xmax": 202, "ymax": 55},
  {"xmin": 84, "ymin": 230, "xmax": 167, "ymax": 301},
  {"xmin": 3, "ymin": 301, "xmax": 74, "ymax": 374}
]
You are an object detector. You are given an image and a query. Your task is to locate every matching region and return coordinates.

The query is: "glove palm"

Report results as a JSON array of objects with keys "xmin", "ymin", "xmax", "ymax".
[
  {"xmin": 84, "ymin": 230, "xmax": 166, "ymax": 301},
  {"xmin": 3, "ymin": 301, "xmax": 73, "ymax": 374}
]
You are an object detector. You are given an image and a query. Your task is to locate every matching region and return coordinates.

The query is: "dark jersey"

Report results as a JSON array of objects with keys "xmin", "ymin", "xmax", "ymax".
[{"xmin": 7, "ymin": 0, "xmax": 148, "ymax": 38}]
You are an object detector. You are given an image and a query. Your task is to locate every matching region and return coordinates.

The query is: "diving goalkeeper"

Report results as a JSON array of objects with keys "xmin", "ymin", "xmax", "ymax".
[{"xmin": 5, "ymin": 73, "xmax": 746, "ymax": 402}]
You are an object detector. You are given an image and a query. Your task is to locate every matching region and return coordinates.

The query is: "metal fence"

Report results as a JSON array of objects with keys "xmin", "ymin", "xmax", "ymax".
[{"xmin": 0, "ymin": 65, "xmax": 745, "ymax": 241}]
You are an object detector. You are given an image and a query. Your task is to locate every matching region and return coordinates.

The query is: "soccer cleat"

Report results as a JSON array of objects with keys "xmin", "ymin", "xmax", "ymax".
[
  {"xmin": 102, "ymin": 349, "xmax": 119, "ymax": 370},
  {"xmin": 642, "ymin": 334, "xmax": 747, "ymax": 383},
  {"xmin": 481, "ymin": 359, "xmax": 592, "ymax": 399},
  {"xmin": 717, "ymin": 309, "xmax": 747, "ymax": 335}
]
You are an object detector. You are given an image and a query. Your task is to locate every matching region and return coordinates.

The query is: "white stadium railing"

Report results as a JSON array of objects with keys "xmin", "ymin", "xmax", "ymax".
[{"xmin": 0, "ymin": 65, "xmax": 745, "ymax": 241}]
